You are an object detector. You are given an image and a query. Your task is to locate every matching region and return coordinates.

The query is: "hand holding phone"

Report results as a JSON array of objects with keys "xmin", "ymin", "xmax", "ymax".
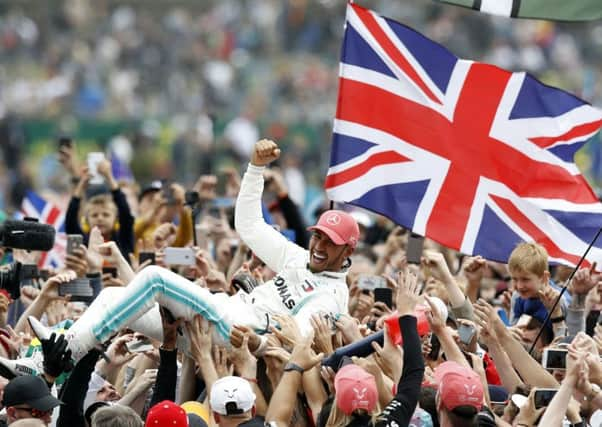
[
  {"xmin": 542, "ymin": 348, "xmax": 567, "ymax": 370},
  {"xmin": 533, "ymin": 388, "xmax": 557, "ymax": 409},
  {"xmin": 67, "ymin": 235, "xmax": 84, "ymax": 255}
]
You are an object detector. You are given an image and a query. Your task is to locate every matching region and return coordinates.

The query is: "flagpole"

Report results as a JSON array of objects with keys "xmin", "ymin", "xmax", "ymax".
[{"xmin": 528, "ymin": 226, "xmax": 602, "ymax": 356}]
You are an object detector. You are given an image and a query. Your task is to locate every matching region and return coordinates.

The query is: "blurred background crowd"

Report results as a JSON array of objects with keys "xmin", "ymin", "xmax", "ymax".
[{"xmin": 0, "ymin": 0, "xmax": 600, "ymax": 218}]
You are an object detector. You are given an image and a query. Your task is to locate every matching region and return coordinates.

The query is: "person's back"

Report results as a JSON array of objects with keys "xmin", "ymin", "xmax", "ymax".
[{"xmin": 91, "ymin": 405, "xmax": 143, "ymax": 427}]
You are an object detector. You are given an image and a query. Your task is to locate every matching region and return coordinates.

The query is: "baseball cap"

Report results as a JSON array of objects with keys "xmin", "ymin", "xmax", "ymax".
[
  {"xmin": 209, "ymin": 376, "xmax": 256, "ymax": 416},
  {"xmin": 181, "ymin": 401, "xmax": 210, "ymax": 424},
  {"xmin": 145, "ymin": 400, "xmax": 188, "ymax": 427},
  {"xmin": 139, "ymin": 180, "xmax": 163, "ymax": 200},
  {"xmin": 334, "ymin": 364, "xmax": 378, "ymax": 415},
  {"xmin": 2, "ymin": 375, "xmax": 62, "ymax": 411},
  {"xmin": 307, "ymin": 210, "xmax": 360, "ymax": 249},
  {"xmin": 434, "ymin": 361, "xmax": 483, "ymax": 414}
]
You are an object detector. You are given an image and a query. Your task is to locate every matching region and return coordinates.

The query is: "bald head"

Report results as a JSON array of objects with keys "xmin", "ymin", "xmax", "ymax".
[{"xmin": 10, "ymin": 419, "xmax": 46, "ymax": 426}]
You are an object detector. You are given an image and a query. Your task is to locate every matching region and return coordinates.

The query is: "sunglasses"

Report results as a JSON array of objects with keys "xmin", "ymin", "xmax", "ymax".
[{"xmin": 14, "ymin": 406, "xmax": 52, "ymax": 418}]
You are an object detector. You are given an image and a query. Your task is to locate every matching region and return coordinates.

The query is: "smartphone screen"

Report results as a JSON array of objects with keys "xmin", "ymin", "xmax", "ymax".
[
  {"xmin": 406, "ymin": 233, "xmax": 424, "ymax": 264},
  {"xmin": 534, "ymin": 389, "xmax": 557, "ymax": 409},
  {"xmin": 374, "ymin": 287, "xmax": 393, "ymax": 309},
  {"xmin": 543, "ymin": 348, "xmax": 567, "ymax": 370},
  {"xmin": 67, "ymin": 234, "xmax": 84, "ymax": 255},
  {"xmin": 138, "ymin": 252, "xmax": 156, "ymax": 266}
]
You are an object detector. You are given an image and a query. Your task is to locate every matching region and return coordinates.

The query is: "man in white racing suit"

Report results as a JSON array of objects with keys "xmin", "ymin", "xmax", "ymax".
[{"xmin": 29, "ymin": 139, "xmax": 360, "ymax": 360}]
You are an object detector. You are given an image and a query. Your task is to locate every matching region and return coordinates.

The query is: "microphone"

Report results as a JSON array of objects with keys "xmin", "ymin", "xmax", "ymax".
[{"xmin": 0, "ymin": 220, "xmax": 56, "ymax": 251}]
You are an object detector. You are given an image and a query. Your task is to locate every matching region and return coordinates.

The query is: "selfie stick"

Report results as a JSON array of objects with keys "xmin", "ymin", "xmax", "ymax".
[{"xmin": 528, "ymin": 226, "xmax": 602, "ymax": 356}]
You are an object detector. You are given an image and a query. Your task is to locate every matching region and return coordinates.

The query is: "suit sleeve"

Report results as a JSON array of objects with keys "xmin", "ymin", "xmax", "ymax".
[{"xmin": 235, "ymin": 164, "xmax": 306, "ymax": 273}]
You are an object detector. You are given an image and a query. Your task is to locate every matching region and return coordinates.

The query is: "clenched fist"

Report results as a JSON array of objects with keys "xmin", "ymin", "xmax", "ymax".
[{"xmin": 251, "ymin": 139, "xmax": 281, "ymax": 167}]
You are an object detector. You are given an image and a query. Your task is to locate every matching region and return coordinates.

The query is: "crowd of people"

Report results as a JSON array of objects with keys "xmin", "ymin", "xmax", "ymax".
[
  {"xmin": 0, "ymin": 0, "xmax": 601, "ymax": 207},
  {"xmin": 0, "ymin": 1, "xmax": 601, "ymax": 427},
  {"xmin": 0, "ymin": 138, "xmax": 598, "ymax": 427}
]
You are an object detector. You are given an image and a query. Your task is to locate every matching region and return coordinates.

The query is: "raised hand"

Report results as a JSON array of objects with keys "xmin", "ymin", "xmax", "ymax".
[
  {"xmin": 251, "ymin": 139, "xmax": 281, "ymax": 167},
  {"xmin": 396, "ymin": 269, "xmax": 420, "ymax": 316},
  {"xmin": 371, "ymin": 323, "xmax": 403, "ymax": 383}
]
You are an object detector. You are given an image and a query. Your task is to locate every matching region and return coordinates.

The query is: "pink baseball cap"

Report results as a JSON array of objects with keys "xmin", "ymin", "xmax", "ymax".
[
  {"xmin": 307, "ymin": 210, "xmax": 360, "ymax": 248},
  {"xmin": 434, "ymin": 361, "xmax": 483, "ymax": 413},
  {"xmin": 145, "ymin": 400, "xmax": 189, "ymax": 427},
  {"xmin": 334, "ymin": 364, "xmax": 378, "ymax": 415}
]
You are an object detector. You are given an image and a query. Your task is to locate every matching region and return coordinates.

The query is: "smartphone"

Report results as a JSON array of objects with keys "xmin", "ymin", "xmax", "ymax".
[
  {"xmin": 428, "ymin": 333, "xmax": 441, "ymax": 361},
  {"xmin": 102, "ymin": 267, "xmax": 117, "ymax": 278},
  {"xmin": 374, "ymin": 287, "xmax": 393, "ymax": 309},
  {"xmin": 87, "ymin": 152, "xmax": 105, "ymax": 185},
  {"xmin": 406, "ymin": 233, "xmax": 424, "ymax": 264},
  {"xmin": 164, "ymin": 247, "xmax": 195, "ymax": 266},
  {"xmin": 59, "ymin": 278, "xmax": 93, "ymax": 302},
  {"xmin": 357, "ymin": 275, "xmax": 387, "ymax": 291},
  {"xmin": 542, "ymin": 348, "xmax": 567, "ymax": 370},
  {"xmin": 138, "ymin": 252, "xmax": 156, "ymax": 266},
  {"xmin": 534, "ymin": 388, "xmax": 557, "ymax": 409},
  {"xmin": 458, "ymin": 323, "xmax": 476, "ymax": 345},
  {"xmin": 67, "ymin": 234, "xmax": 84, "ymax": 255},
  {"xmin": 58, "ymin": 136, "xmax": 72, "ymax": 149},
  {"xmin": 126, "ymin": 338, "xmax": 154, "ymax": 354}
]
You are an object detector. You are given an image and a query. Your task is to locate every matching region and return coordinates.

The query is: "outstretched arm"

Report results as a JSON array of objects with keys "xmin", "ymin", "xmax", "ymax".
[{"xmin": 235, "ymin": 139, "xmax": 305, "ymax": 273}]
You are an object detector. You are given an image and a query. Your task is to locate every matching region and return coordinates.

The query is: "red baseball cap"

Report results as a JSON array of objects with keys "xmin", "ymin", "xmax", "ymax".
[
  {"xmin": 307, "ymin": 210, "xmax": 360, "ymax": 249},
  {"xmin": 434, "ymin": 361, "xmax": 483, "ymax": 413},
  {"xmin": 334, "ymin": 364, "xmax": 378, "ymax": 415},
  {"xmin": 145, "ymin": 400, "xmax": 189, "ymax": 427}
]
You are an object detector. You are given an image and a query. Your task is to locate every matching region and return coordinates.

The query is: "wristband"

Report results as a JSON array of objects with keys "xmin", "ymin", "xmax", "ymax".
[
  {"xmin": 551, "ymin": 316, "xmax": 565, "ymax": 324},
  {"xmin": 283, "ymin": 362, "xmax": 305, "ymax": 374}
]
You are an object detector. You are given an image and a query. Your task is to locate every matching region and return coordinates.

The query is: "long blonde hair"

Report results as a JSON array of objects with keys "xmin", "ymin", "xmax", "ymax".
[{"xmin": 325, "ymin": 402, "xmax": 381, "ymax": 427}]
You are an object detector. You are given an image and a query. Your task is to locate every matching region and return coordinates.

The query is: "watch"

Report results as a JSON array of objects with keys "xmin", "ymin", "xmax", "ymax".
[{"xmin": 283, "ymin": 362, "xmax": 305, "ymax": 374}]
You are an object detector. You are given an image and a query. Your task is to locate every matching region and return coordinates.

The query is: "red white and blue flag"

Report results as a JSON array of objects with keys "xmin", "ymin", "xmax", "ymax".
[
  {"xmin": 20, "ymin": 191, "xmax": 66, "ymax": 269},
  {"xmin": 325, "ymin": 3, "xmax": 602, "ymax": 266}
]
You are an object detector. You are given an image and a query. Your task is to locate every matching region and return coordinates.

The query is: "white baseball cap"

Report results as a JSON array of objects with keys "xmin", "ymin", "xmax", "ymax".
[{"xmin": 209, "ymin": 376, "xmax": 256, "ymax": 416}]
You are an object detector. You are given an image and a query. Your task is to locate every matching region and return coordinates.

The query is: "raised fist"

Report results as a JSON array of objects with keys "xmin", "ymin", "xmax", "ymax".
[{"xmin": 251, "ymin": 139, "xmax": 281, "ymax": 167}]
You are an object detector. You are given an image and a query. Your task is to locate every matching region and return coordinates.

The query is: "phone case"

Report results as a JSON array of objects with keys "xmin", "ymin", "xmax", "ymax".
[{"xmin": 164, "ymin": 247, "xmax": 195, "ymax": 265}]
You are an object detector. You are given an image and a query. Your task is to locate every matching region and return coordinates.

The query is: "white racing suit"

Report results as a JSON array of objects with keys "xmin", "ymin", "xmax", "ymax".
[{"xmin": 67, "ymin": 163, "xmax": 349, "ymax": 353}]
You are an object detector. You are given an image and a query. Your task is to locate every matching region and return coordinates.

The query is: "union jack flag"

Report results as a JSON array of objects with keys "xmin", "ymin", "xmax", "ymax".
[
  {"xmin": 325, "ymin": 3, "xmax": 602, "ymax": 266},
  {"xmin": 20, "ymin": 191, "xmax": 66, "ymax": 269}
]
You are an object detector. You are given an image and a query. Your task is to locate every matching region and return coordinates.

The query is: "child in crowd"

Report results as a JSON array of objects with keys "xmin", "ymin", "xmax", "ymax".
[
  {"xmin": 509, "ymin": 242, "xmax": 567, "ymax": 340},
  {"xmin": 65, "ymin": 158, "xmax": 135, "ymax": 259}
]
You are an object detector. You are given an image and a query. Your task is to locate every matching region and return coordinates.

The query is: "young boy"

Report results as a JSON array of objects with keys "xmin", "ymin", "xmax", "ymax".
[
  {"xmin": 65, "ymin": 158, "xmax": 134, "ymax": 258},
  {"xmin": 509, "ymin": 242, "xmax": 566, "ymax": 339}
]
